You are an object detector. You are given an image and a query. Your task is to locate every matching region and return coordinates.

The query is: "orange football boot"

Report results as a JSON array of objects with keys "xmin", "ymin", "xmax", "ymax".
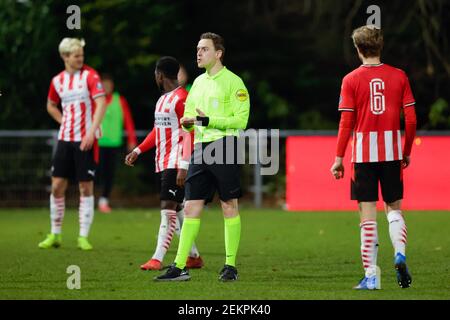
[
  {"xmin": 98, "ymin": 203, "xmax": 112, "ymax": 214},
  {"xmin": 140, "ymin": 259, "xmax": 163, "ymax": 271},
  {"xmin": 186, "ymin": 256, "xmax": 204, "ymax": 269}
]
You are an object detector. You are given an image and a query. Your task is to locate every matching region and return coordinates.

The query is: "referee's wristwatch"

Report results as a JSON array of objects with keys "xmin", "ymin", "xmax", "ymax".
[{"xmin": 196, "ymin": 116, "xmax": 209, "ymax": 126}]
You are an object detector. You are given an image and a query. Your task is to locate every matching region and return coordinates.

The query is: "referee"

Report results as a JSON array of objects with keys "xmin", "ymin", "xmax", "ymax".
[{"xmin": 155, "ymin": 32, "xmax": 250, "ymax": 282}]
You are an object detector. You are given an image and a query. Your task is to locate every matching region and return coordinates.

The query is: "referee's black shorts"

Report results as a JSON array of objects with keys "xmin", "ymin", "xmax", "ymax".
[
  {"xmin": 185, "ymin": 136, "xmax": 242, "ymax": 204},
  {"xmin": 351, "ymin": 160, "xmax": 403, "ymax": 203},
  {"xmin": 51, "ymin": 140, "xmax": 97, "ymax": 182}
]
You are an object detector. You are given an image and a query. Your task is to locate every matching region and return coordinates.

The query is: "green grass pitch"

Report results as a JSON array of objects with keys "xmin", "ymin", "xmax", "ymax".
[{"xmin": 0, "ymin": 208, "xmax": 449, "ymax": 300}]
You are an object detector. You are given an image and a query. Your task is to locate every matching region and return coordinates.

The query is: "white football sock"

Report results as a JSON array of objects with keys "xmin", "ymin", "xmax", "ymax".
[
  {"xmin": 176, "ymin": 208, "xmax": 200, "ymax": 258},
  {"xmin": 152, "ymin": 209, "xmax": 177, "ymax": 262},
  {"xmin": 50, "ymin": 195, "xmax": 65, "ymax": 234},
  {"xmin": 79, "ymin": 196, "xmax": 94, "ymax": 237},
  {"xmin": 360, "ymin": 220, "xmax": 378, "ymax": 273},
  {"xmin": 387, "ymin": 210, "xmax": 407, "ymax": 256},
  {"xmin": 98, "ymin": 197, "xmax": 109, "ymax": 206}
]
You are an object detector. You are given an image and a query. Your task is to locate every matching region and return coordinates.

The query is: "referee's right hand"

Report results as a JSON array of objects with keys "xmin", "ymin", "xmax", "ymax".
[
  {"xmin": 125, "ymin": 151, "xmax": 139, "ymax": 167},
  {"xmin": 180, "ymin": 117, "xmax": 195, "ymax": 128}
]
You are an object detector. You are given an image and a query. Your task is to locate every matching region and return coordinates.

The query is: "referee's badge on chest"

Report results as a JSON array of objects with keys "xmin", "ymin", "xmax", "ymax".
[{"xmin": 212, "ymin": 98, "xmax": 219, "ymax": 109}]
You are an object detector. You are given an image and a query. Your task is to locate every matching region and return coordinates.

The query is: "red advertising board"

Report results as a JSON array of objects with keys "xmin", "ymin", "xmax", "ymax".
[{"xmin": 286, "ymin": 135, "xmax": 450, "ymax": 211}]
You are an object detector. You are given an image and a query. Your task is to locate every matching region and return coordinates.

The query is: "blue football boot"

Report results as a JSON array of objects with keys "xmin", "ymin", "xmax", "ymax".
[
  {"xmin": 394, "ymin": 253, "xmax": 412, "ymax": 288},
  {"xmin": 354, "ymin": 266, "xmax": 381, "ymax": 290}
]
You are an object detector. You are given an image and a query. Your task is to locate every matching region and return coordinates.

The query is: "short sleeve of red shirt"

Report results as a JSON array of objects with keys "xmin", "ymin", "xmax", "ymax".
[
  {"xmin": 87, "ymin": 71, "xmax": 106, "ymax": 99},
  {"xmin": 402, "ymin": 74, "xmax": 415, "ymax": 108},
  {"xmin": 338, "ymin": 75, "xmax": 355, "ymax": 112},
  {"xmin": 47, "ymin": 80, "xmax": 60, "ymax": 104},
  {"xmin": 175, "ymin": 93, "xmax": 187, "ymax": 121}
]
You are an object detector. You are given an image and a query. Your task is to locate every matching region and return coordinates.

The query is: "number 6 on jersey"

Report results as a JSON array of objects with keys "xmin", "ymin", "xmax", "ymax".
[{"xmin": 370, "ymin": 78, "xmax": 385, "ymax": 115}]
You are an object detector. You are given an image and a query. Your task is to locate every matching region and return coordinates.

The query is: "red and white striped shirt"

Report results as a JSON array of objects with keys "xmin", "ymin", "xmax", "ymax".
[
  {"xmin": 48, "ymin": 65, "xmax": 106, "ymax": 142},
  {"xmin": 338, "ymin": 64, "xmax": 415, "ymax": 163},
  {"xmin": 136, "ymin": 87, "xmax": 192, "ymax": 173}
]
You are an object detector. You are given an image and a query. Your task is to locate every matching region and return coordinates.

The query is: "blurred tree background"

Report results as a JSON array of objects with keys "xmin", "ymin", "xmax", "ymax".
[
  {"xmin": 0, "ymin": 0, "xmax": 449, "ymax": 206},
  {"xmin": 1, "ymin": 0, "xmax": 449, "ymax": 131}
]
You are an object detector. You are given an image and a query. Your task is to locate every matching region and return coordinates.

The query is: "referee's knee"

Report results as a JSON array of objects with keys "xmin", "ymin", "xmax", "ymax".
[
  {"xmin": 221, "ymin": 199, "xmax": 239, "ymax": 217},
  {"xmin": 184, "ymin": 200, "xmax": 204, "ymax": 218}
]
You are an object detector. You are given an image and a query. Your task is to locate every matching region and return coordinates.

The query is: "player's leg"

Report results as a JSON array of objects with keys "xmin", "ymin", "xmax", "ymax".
[
  {"xmin": 155, "ymin": 165, "xmax": 213, "ymax": 281},
  {"xmin": 142, "ymin": 169, "xmax": 182, "ymax": 270},
  {"xmin": 50, "ymin": 177, "xmax": 68, "ymax": 233},
  {"xmin": 385, "ymin": 201, "xmax": 405, "ymax": 245},
  {"xmin": 39, "ymin": 141, "xmax": 71, "ymax": 249},
  {"xmin": 155, "ymin": 169, "xmax": 182, "ymax": 263},
  {"xmin": 75, "ymin": 143, "xmax": 97, "ymax": 250},
  {"xmin": 141, "ymin": 198, "xmax": 178, "ymax": 271},
  {"xmin": 385, "ymin": 200, "xmax": 408, "ymax": 257},
  {"xmin": 352, "ymin": 163, "xmax": 381, "ymax": 289},
  {"xmin": 38, "ymin": 177, "xmax": 68, "ymax": 248},
  {"xmin": 385, "ymin": 200, "xmax": 411, "ymax": 288},
  {"xmin": 385, "ymin": 200, "xmax": 407, "ymax": 258},
  {"xmin": 381, "ymin": 160, "xmax": 411, "ymax": 288},
  {"xmin": 98, "ymin": 147, "xmax": 114, "ymax": 213},
  {"xmin": 77, "ymin": 181, "xmax": 94, "ymax": 250},
  {"xmin": 154, "ymin": 200, "xmax": 204, "ymax": 281},
  {"xmin": 357, "ymin": 201, "xmax": 380, "ymax": 289}
]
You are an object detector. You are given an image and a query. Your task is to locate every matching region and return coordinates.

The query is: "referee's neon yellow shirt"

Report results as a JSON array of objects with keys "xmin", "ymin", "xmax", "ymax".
[{"xmin": 183, "ymin": 66, "xmax": 250, "ymax": 143}]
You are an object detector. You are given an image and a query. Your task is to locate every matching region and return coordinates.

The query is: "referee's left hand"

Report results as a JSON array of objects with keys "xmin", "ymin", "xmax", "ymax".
[{"xmin": 196, "ymin": 108, "xmax": 206, "ymax": 116}]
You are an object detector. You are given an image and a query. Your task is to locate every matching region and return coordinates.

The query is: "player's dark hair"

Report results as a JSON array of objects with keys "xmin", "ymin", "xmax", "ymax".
[
  {"xmin": 200, "ymin": 32, "xmax": 225, "ymax": 62},
  {"xmin": 155, "ymin": 56, "xmax": 180, "ymax": 80},
  {"xmin": 352, "ymin": 25, "xmax": 384, "ymax": 58}
]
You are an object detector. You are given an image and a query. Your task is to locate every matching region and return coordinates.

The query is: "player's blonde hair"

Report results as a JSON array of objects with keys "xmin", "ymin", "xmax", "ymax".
[
  {"xmin": 58, "ymin": 38, "xmax": 85, "ymax": 56},
  {"xmin": 351, "ymin": 25, "xmax": 383, "ymax": 58}
]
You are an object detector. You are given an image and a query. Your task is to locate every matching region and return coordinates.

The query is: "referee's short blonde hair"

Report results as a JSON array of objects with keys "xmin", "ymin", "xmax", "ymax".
[{"xmin": 58, "ymin": 38, "xmax": 85, "ymax": 55}]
